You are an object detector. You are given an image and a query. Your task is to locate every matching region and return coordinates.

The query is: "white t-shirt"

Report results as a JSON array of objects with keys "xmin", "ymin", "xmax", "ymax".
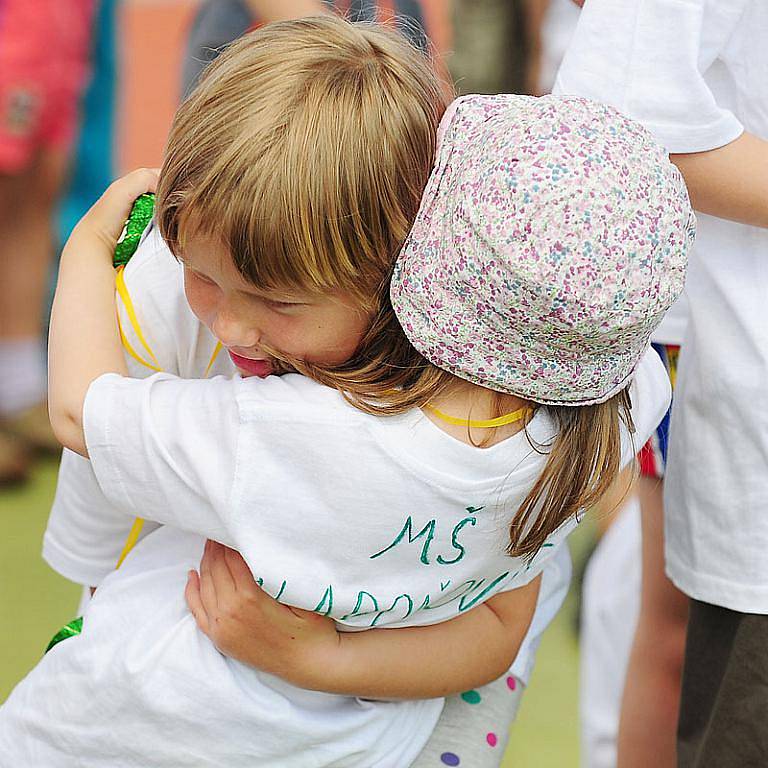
[
  {"xmin": 555, "ymin": 0, "xmax": 768, "ymax": 612},
  {"xmin": 43, "ymin": 226, "xmax": 571, "ymax": 684},
  {"xmin": 4, "ymin": 229, "xmax": 670, "ymax": 766}
]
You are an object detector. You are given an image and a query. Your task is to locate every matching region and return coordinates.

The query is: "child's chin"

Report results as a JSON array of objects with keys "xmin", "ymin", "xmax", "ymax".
[
  {"xmin": 235, "ymin": 358, "xmax": 296, "ymax": 378},
  {"xmin": 237, "ymin": 368, "xmax": 272, "ymax": 379}
]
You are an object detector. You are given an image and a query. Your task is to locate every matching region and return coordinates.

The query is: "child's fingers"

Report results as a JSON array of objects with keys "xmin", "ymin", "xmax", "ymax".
[
  {"xmin": 83, "ymin": 169, "xmax": 160, "ymax": 247},
  {"xmin": 218, "ymin": 546, "xmax": 293, "ymax": 622},
  {"xmin": 104, "ymin": 167, "xmax": 159, "ymax": 204},
  {"xmin": 222, "ymin": 546, "xmax": 261, "ymax": 596},
  {"xmin": 204, "ymin": 540, "xmax": 238, "ymax": 596},
  {"xmin": 198, "ymin": 540, "xmax": 221, "ymax": 612},
  {"xmin": 185, "ymin": 570, "xmax": 210, "ymax": 635}
]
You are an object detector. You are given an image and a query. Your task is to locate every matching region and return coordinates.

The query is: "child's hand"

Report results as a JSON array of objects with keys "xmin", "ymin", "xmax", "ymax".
[
  {"xmin": 49, "ymin": 169, "xmax": 159, "ymax": 457},
  {"xmin": 64, "ymin": 168, "xmax": 159, "ymax": 261},
  {"xmin": 185, "ymin": 540, "xmax": 341, "ymax": 685}
]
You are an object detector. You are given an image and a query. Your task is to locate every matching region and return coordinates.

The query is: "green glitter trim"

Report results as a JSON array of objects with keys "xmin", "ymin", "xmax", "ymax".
[
  {"xmin": 45, "ymin": 616, "xmax": 84, "ymax": 654},
  {"xmin": 113, "ymin": 193, "xmax": 155, "ymax": 268}
]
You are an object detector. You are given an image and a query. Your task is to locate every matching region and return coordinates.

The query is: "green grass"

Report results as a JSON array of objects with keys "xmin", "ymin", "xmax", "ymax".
[
  {"xmin": 0, "ymin": 457, "xmax": 585, "ymax": 766},
  {"xmin": 0, "ymin": 458, "xmax": 83, "ymax": 701}
]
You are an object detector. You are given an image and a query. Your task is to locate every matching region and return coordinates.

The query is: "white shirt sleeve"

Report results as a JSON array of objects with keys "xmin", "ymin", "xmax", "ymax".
[
  {"xmin": 83, "ymin": 373, "xmax": 241, "ymax": 546},
  {"xmin": 553, "ymin": 0, "xmax": 747, "ymax": 153},
  {"xmin": 43, "ymin": 228, "xmax": 208, "ymax": 585}
]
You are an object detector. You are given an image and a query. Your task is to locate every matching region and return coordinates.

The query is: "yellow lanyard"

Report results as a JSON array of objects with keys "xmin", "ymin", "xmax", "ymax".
[
  {"xmin": 114, "ymin": 270, "xmax": 222, "ymax": 569},
  {"xmin": 424, "ymin": 405, "xmax": 534, "ymax": 429}
]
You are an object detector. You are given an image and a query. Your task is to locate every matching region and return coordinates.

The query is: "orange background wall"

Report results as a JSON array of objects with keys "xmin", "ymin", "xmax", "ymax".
[{"xmin": 116, "ymin": 0, "xmax": 451, "ymax": 173}]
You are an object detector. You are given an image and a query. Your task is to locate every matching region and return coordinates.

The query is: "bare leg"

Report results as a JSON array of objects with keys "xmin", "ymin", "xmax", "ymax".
[
  {"xmin": 0, "ymin": 148, "xmax": 69, "ymax": 342},
  {"xmin": 616, "ymin": 475, "xmax": 688, "ymax": 768},
  {"xmin": 0, "ymin": 149, "xmax": 69, "ymax": 459}
]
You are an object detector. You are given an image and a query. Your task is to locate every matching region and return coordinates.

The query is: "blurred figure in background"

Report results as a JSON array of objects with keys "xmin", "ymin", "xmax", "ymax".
[
  {"xmin": 0, "ymin": 0, "xmax": 95, "ymax": 483},
  {"xmin": 182, "ymin": 0, "xmax": 428, "ymax": 96},
  {"xmin": 533, "ymin": 0, "xmax": 578, "ymax": 94},
  {"xmin": 448, "ymin": 0, "xmax": 575, "ymax": 99},
  {"xmin": 557, "ymin": 2, "xmax": 768, "ymax": 766},
  {"xmin": 449, "ymin": 0, "xmax": 528, "ymax": 95},
  {"xmin": 58, "ymin": 0, "xmax": 118, "ymax": 243}
]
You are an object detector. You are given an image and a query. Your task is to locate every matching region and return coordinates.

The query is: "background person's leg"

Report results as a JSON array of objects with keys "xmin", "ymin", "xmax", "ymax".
[
  {"xmin": 677, "ymin": 602, "xmax": 768, "ymax": 768},
  {"xmin": 616, "ymin": 476, "xmax": 688, "ymax": 768},
  {"xmin": 0, "ymin": 150, "xmax": 70, "ymax": 444},
  {"xmin": 579, "ymin": 494, "xmax": 641, "ymax": 768},
  {"xmin": 0, "ymin": 150, "xmax": 68, "ymax": 343}
]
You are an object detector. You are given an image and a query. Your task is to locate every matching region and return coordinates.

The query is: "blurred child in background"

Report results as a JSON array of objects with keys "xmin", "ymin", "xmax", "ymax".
[
  {"xmin": 556, "ymin": 1, "xmax": 768, "ymax": 765},
  {"xmin": 0, "ymin": 0, "xmax": 95, "ymax": 483}
]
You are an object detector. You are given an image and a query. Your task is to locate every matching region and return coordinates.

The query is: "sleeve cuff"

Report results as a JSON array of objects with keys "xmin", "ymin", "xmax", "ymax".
[
  {"xmin": 83, "ymin": 373, "xmax": 139, "ymax": 516},
  {"xmin": 646, "ymin": 115, "xmax": 744, "ymax": 155}
]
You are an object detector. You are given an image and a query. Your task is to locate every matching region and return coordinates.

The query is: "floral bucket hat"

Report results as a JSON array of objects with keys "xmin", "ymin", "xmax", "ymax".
[{"xmin": 391, "ymin": 94, "xmax": 694, "ymax": 405}]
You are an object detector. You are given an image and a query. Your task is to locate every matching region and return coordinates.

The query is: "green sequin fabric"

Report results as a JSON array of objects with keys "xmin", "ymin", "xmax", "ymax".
[
  {"xmin": 113, "ymin": 193, "xmax": 155, "ymax": 268},
  {"xmin": 45, "ymin": 616, "xmax": 84, "ymax": 654}
]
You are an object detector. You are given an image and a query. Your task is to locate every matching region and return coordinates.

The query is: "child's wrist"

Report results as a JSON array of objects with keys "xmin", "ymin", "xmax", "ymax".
[{"xmin": 282, "ymin": 630, "xmax": 349, "ymax": 694}]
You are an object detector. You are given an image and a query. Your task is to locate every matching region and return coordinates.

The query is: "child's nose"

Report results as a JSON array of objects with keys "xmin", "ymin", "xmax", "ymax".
[{"xmin": 211, "ymin": 307, "xmax": 259, "ymax": 349}]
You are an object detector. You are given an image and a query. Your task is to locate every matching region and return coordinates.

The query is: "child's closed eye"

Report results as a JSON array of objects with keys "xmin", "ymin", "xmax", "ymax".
[
  {"xmin": 183, "ymin": 265, "xmax": 218, "ymax": 288},
  {"xmin": 262, "ymin": 298, "xmax": 309, "ymax": 313}
]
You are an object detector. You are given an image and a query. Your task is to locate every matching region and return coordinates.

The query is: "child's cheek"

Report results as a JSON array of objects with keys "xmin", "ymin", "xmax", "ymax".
[{"xmin": 183, "ymin": 270, "xmax": 214, "ymax": 329}]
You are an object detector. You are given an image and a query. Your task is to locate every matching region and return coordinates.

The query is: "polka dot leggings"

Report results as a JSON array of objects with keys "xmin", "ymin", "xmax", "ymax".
[{"xmin": 412, "ymin": 674, "xmax": 524, "ymax": 767}]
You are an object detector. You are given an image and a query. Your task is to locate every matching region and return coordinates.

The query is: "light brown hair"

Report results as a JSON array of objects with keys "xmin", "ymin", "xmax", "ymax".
[
  {"xmin": 157, "ymin": 15, "xmax": 633, "ymax": 561},
  {"xmin": 157, "ymin": 15, "xmax": 445, "ymax": 308}
]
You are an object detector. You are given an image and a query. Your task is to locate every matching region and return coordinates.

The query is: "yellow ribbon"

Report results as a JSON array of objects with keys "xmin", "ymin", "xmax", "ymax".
[
  {"xmin": 115, "ymin": 518, "xmax": 146, "ymax": 569},
  {"xmin": 425, "ymin": 405, "xmax": 534, "ymax": 429},
  {"xmin": 115, "ymin": 267, "xmax": 161, "ymax": 372},
  {"xmin": 114, "ymin": 268, "xmax": 221, "ymax": 569},
  {"xmin": 204, "ymin": 342, "xmax": 223, "ymax": 377}
]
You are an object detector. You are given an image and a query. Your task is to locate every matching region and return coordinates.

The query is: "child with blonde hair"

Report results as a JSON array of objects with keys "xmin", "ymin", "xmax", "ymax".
[{"xmin": 2, "ymin": 18, "xmax": 688, "ymax": 767}]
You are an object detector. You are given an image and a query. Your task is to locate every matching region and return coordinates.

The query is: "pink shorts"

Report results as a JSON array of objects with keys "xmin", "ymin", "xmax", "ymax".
[{"xmin": 0, "ymin": 0, "xmax": 95, "ymax": 173}]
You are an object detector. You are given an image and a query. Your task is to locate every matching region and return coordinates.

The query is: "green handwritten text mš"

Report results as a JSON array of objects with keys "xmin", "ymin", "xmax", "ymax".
[{"xmin": 370, "ymin": 507, "xmax": 484, "ymax": 566}]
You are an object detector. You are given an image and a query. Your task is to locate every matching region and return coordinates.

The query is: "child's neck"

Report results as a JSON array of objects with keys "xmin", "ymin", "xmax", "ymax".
[{"xmin": 425, "ymin": 381, "xmax": 533, "ymax": 448}]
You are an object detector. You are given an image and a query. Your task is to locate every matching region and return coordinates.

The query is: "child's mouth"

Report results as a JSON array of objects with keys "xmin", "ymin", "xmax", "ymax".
[{"xmin": 228, "ymin": 351, "xmax": 274, "ymax": 378}]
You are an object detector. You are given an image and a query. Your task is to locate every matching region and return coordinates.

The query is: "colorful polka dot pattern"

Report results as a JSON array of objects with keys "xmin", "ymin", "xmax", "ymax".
[
  {"xmin": 392, "ymin": 94, "xmax": 694, "ymax": 405},
  {"xmin": 437, "ymin": 681, "xmax": 519, "ymax": 765}
]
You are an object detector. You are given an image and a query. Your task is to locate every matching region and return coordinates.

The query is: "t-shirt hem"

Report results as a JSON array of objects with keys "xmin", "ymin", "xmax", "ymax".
[
  {"xmin": 368, "ymin": 698, "xmax": 444, "ymax": 767},
  {"xmin": 509, "ymin": 644, "xmax": 538, "ymax": 683},
  {"xmin": 667, "ymin": 557, "xmax": 768, "ymax": 614}
]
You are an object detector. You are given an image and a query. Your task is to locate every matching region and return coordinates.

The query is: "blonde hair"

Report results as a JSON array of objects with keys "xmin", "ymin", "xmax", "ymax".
[
  {"xmin": 158, "ymin": 15, "xmax": 445, "ymax": 308},
  {"xmin": 157, "ymin": 15, "xmax": 632, "ymax": 561}
]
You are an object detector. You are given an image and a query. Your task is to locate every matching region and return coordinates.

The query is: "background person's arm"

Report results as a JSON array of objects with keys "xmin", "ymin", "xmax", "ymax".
[
  {"xmin": 671, "ymin": 131, "xmax": 768, "ymax": 229},
  {"xmin": 244, "ymin": 0, "xmax": 328, "ymax": 22}
]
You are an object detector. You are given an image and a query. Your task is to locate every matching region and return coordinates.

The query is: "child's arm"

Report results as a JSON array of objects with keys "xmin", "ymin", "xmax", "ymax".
[
  {"xmin": 671, "ymin": 131, "xmax": 768, "ymax": 228},
  {"xmin": 185, "ymin": 540, "xmax": 541, "ymax": 699},
  {"xmin": 49, "ymin": 170, "xmax": 157, "ymax": 456},
  {"xmin": 49, "ymin": 172, "xmax": 243, "ymax": 548},
  {"xmin": 45, "ymin": 224, "xmax": 199, "ymax": 586},
  {"xmin": 245, "ymin": 0, "xmax": 328, "ymax": 21}
]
